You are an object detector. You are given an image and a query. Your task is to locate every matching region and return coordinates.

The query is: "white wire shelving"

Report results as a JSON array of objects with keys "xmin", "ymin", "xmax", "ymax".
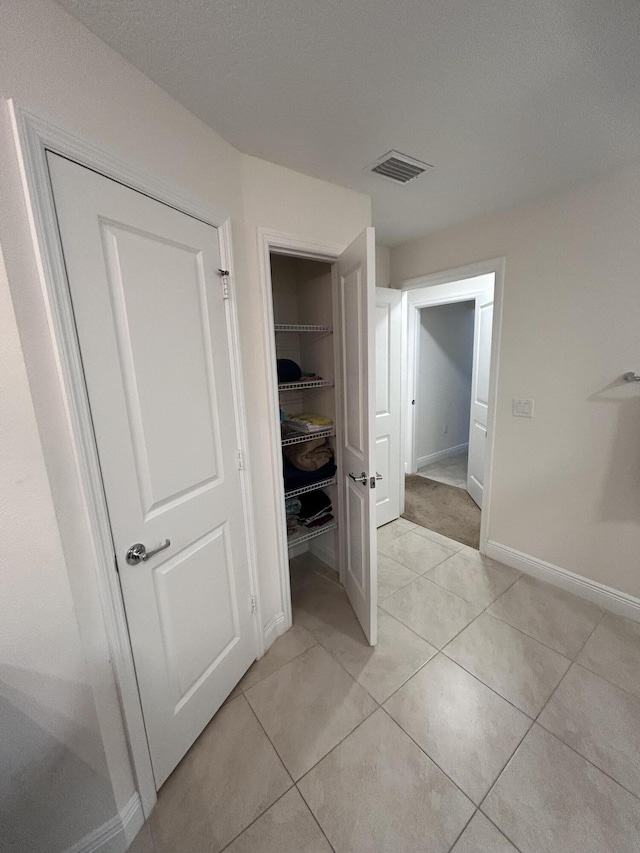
[
  {"xmin": 281, "ymin": 426, "xmax": 334, "ymax": 447},
  {"xmin": 274, "ymin": 324, "xmax": 332, "ymax": 333},
  {"xmin": 287, "ymin": 520, "xmax": 338, "ymax": 549},
  {"xmin": 284, "ymin": 476, "xmax": 336, "ymax": 498},
  {"xmin": 278, "ymin": 378, "xmax": 334, "ymax": 392}
]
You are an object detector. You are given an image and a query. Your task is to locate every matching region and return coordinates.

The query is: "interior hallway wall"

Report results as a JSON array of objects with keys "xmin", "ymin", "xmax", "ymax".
[
  {"xmin": 375, "ymin": 245, "xmax": 391, "ymax": 287},
  {"xmin": 417, "ymin": 302, "xmax": 474, "ymax": 466},
  {"xmin": 391, "ymin": 160, "xmax": 640, "ymax": 600},
  {"xmin": 0, "ymin": 0, "xmax": 370, "ymax": 849}
]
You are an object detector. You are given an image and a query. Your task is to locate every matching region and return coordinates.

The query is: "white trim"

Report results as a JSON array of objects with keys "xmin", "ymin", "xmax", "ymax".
[
  {"xmin": 256, "ymin": 229, "xmax": 344, "ymax": 635},
  {"xmin": 485, "ymin": 541, "xmax": 640, "ymax": 623},
  {"xmin": 10, "ymin": 103, "xmax": 262, "ymax": 816},
  {"xmin": 417, "ymin": 442, "xmax": 468, "ymax": 469},
  {"xmin": 63, "ymin": 793, "xmax": 143, "ymax": 853},
  {"xmin": 263, "ymin": 611, "xmax": 287, "ymax": 650},
  {"xmin": 309, "ymin": 537, "xmax": 338, "ymax": 570},
  {"xmin": 399, "ymin": 258, "xmax": 505, "ymax": 555},
  {"xmin": 399, "ymin": 257, "xmax": 505, "ymax": 292}
]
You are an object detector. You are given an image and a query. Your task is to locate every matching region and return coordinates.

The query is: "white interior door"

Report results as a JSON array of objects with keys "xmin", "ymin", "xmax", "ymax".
[
  {"xmin": 467, "ymin": 290, "xmax": 494, "ymax": 507},
  {"xmin": 375, "ymin": 287, "xmax": 402, "ymax": 527},
  {"xmin": 48, "ymin": 153, "xmax": 256, "ymax": 787},
  {"xmin": 336, "ymin": 228, "xmax": 377, "ymax": 645}
]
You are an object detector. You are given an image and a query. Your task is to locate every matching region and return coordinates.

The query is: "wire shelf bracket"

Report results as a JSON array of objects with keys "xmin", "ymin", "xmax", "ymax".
[
  {"xmin": 287, "ymin": 520, "xmax": 338, "ymax": 549},
  {"xmin": 278, "ymin": 379, "xmax": 334, "ymax": 392},
  {"xmin": 274, "ymin": 324, "xmax": 332, "ymax": 333},
  {"xmin": 281, "ymin": 427, "xmax": 334, "ymax": 447},
  {"xmin": 284, "ymin": 476, "xmax": 337, "ymax": 498}
]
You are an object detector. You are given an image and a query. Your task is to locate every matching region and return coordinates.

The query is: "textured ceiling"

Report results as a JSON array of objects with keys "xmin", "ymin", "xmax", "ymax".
[{"xmin": 55, "ymin": 0, "xmax": 640, "ymax": 245}]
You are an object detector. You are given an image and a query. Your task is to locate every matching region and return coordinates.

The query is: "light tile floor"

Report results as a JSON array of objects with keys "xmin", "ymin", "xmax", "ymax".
[
  {"xmin": 418, "ymin": 450, "xmax": 468, "ymax": 489},
  {"xmin": 130, "ymin": 526, "xmax": 640, "ymax": 853}
]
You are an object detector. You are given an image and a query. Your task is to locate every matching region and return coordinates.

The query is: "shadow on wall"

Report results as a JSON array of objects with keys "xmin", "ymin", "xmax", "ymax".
[
  {"xmin": 589, "ymin": 380, "xmax": 640, "ymax": 523},
  {"xmin": 0, "ymin": 668, "xmax": 116, "ymax": 852}
]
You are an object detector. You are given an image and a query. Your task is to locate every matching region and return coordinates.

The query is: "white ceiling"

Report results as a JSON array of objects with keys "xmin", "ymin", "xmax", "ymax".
[{"xmin": 55, "ymin": 0, "xmax": 640, "ymax": 245}]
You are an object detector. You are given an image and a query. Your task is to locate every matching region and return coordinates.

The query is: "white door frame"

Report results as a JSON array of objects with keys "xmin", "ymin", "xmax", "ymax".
[
  {"xmin": 256, "ymin": 229, "xmax": 344, "ymax": 636},
  {"xmin": 400, "ymin": 258, "xmax": 505, "ymax": 553},
  {"xmin": 10, "ymin": 103, "xmax": 262, "ymax": 816}
]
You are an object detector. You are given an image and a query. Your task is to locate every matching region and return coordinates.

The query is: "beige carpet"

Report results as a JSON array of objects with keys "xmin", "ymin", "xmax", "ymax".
[{"xmin": 403, "ymin": 475, "xmax": 480, "ymax": 549}]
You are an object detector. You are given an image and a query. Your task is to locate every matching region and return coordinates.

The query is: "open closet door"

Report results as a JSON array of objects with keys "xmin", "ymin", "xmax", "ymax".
[
  {"xmin": 467, "ymin": 289, "xmax": 494, "ymax": 508},
  {"xmin": 375, "ymin": 287, "xmax": 402, "ymax": 527},
  {"xmin": 336, "ymin": 228, "xmax": 377, "ymax": 645}
]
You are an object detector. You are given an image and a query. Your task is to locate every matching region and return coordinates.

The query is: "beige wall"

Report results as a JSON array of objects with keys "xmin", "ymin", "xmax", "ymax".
[
  {"xmin": 0, "ymin": 0, "xmax": 370, "ymax": 849},
  {"xmin": 375, "ymin": 245, "xmax": 391, "ymax": 287},
  {"xmin": 391, "ymin": 162, "xmax": 640, "ymax": 599}
]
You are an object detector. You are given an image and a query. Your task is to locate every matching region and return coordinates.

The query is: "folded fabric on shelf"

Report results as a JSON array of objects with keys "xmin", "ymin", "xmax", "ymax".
[
  {"xmin": 298, "ymin": 489, "xmax": 331, "ymax": 520},
  {"xmin": 285, "ymin": 413, "xmax": 333, "ymax": 434},
  {"xmin": 285, "ymin": 496, "xmax": 302, "ymax": 517},
  {"xmin": 283, "ymin": 458, "xmax": 337, "ymax": 491},
  {"xmin": 277, "ymin": 359, "xmax": 302, "ymax": 383},
  {"xmin": 283, "ymin": 438, "xmax": 333, "ymax": 472}
]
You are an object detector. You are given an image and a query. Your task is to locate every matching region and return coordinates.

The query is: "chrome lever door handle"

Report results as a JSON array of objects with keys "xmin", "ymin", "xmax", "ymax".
[
  {"xmin": 126, "ymin": 539, "xmax": 171, "ymax": 565},
  {"xmin": 376, "ymin": 472, "xmax": 383, "ymax": 480},
  {"xmin": 349, "ymin": 471, "xmax": 368, "ymax": 484}
]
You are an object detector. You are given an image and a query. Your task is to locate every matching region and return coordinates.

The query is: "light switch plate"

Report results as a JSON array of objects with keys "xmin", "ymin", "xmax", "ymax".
[{"xmin": 512, "ymin": 398, "xmax": 534, "ymax": 418}]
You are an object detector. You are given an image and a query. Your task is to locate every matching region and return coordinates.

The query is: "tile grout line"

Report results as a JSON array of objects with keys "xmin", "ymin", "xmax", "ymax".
[
  {"xmin": 381, "ymin": 662, "xmax": 536, "ymax": 815},
  {"xmin": 243, "ymin": 692, "xmax": 297, "ymax": 787},
  {"xmin": 531, "ymin": 638, "xmax": 640, "ymax": 807},
  {"xmin": 475, "ymin": 810, "xmax": 527, "ymax": 853},
  {"xmin": 377, "ymin": 705, "xmax": 479, "ymax": 808},
  {"xmin": 245, "ymin": 634, "xmax": 383, "ymax": 784},
  {"xmin": 239, "ymin": 637, "xmax": 319, "ymax": 694},
  {"xmin": 294, "ymin": 783, "xmax": 337, "ymax": 852},
  {"xmin": 216, "ymin": 785, "xmax": 295, "ymax": 853},
  {"xmin": 443, "ymin": 807, "xmax": 478, "ymax": 853}
]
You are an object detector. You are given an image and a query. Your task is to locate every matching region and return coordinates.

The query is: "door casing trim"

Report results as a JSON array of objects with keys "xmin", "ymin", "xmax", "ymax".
[
  {"xmin": 399, "ymin": 258, "xmax": 505, "ymax": 554},
  {"xmin": 9, "ymin": 102, "xmax": 262, "ymax": 816}
]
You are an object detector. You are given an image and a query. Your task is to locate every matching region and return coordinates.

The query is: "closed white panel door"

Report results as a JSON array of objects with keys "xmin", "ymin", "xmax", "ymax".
[
  {"xmin": 467, "ymin": 290, "xmax": 494, "ymax": 508},
  {"xmin": 48, "ymin": 153, "xmax": 256, "ymax": 787},
  {"xmin": 337, "ymin": 228, "xmax": 377, "ymax": 645},
  {"xmin": 375, "ymin": 287, "xmax": 402, "ymax": 527}
]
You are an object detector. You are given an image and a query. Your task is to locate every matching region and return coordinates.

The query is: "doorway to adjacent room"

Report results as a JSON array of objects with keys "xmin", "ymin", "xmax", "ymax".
[{"xmin": 401, "ymin": 264, "xmax": 502, "ymax": 551}]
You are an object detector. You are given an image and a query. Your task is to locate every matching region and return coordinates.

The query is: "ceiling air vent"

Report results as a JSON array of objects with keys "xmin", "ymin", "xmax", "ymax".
[{"xmin": 366, "ymin": 150, "xmax": 432, "ymax": 185}]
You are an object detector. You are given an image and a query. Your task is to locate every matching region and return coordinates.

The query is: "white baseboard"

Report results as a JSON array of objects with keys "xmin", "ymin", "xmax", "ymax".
[
  {"xmin": 64, "ymin": 792, "xmax": 144, "ymax": 853},
  {"xmin": 263, "ymin": 611, "xmax": 287, "ymax": 652},
  {"xmin": 417, "ymin": 442, "xmax": 468, "ymax": 469},
  {"xmin": 309, "ymin": 538, "xmax": 337, "ymax": 570},
  {"xmin": 485, "ymin": 540, "xmax": 640, "ymax": 623},
  {"xmin": 288, "ymin": 542, "xmax": 307, "ymax": 559}
]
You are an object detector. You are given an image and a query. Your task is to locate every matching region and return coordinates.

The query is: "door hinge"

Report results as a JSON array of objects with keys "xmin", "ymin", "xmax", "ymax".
[
  {"xmin": 250, "ymin": 594, "xmax": 257, "ymax": 614},
  {"xmin": 237, "ymin": 449, "xmax": 245, "ymax": 470},
  {"xmin": 218, "ymin": 268, "xmax": 231, "ymax": 299}
]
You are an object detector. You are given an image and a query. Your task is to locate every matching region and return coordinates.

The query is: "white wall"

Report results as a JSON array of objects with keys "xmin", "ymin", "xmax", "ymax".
[
  {"xmin": 391, "ymin": 161, "xmax": 640, "ymax": 600},
  {"xmin": 0, "ymin": 247, "xmax": 117, "ymax": 851},
  {"xmin": 0, "ymin": 1, "xmax": 370, "ymax": 849},
  {"xmin": 417, "ymin": 302, "xmax": 474, "ymax": 465},
  {"xmin": 375, "ymin": 245, "xmax": 391, "ymax": 287}
]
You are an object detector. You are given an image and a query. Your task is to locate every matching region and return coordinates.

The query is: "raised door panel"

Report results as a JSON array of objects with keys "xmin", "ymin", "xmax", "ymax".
[
  {"xmin": 375, "ymin": 287, "xmax": 402, "ymax": 527},
  {"xmin": 100, "ymin": 222, "xmax": 223, "ymax": 516},
  {"xmin": 337, "ymin": 228, "xmax": 377, "ymax": 644}
]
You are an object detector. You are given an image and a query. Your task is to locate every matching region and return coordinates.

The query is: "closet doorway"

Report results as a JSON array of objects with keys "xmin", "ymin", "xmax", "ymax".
[
  {"xmin": 401, "ymin": 262, "xmax": 504, "ymax": 552},
  {"xmin": 260, "ymin": 229, "xmax": 379, "ymax": 645}
]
